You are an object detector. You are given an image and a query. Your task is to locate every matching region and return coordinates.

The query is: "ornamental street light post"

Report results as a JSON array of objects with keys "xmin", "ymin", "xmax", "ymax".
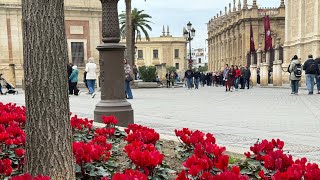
[
  {"xmin": 94, "ymin": 0, "xmax": 134, "ymax": 127},
  {"xmin": 183, "ymin": 22, "xmax": 196, "ymax": 68}
]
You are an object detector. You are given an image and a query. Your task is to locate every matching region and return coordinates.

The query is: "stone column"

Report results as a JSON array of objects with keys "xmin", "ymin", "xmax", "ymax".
[
  {"xmin": 260, "ymin": 50, "xmax": 268, "ymax": 86},
  {"xmin": 94, "ymin": 0, "xmax": 134, "ymax": 127},
  {"xmin": 273, "ymin": 37, "xmax": 283, "ymax": 86},
  {"xmin": 257, "ymin": 45, "xmax": 262, "ymax": 68},
  {"xmin": 250, "ymin": 54, "xmax": 257, "ymax": 86}
]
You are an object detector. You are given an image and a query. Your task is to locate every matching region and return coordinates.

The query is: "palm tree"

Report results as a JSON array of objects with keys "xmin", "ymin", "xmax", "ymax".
[{"xmin": 120, "ymin": 8, "xmax": 152, "ymax": 66}]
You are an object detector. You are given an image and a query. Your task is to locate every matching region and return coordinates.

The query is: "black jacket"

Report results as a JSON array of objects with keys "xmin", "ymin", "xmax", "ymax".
[
  {"xmin": 194, "ymin": 72, "xmax": 201, "ymax": 79},
  {"xmin": 185, "ymin": 70, "xmax": 194, "ymax": 79},
  {"xmin": 315, "ymin": 58, "xmax": 320, "ymax": 75},
  {"xmin": 303, "ymin": 58, "xmax": 319, "ymax": 75},
  {"xmin": 244, "ymin": 69, "xmax": 251, "ymax": 79}
]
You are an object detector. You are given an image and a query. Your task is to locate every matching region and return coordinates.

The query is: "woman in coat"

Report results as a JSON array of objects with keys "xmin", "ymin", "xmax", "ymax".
[
  {"xmin": 288, "ymin": 55, "xmax": 301, "ymax": 95},
  {"xmin": 124, "ymin": 59, "xmax": 133, "ymax": 99},
  {"xmin": 85, "ymin": 57, "xmax": 97, "ymax": 98},
  {"xmin": 69, "ymin": 65, "xmax": 80, "ymax": 96},
  {"xmin": 227, "ymin": 65, "xmax": 236, "ymax": 92}
]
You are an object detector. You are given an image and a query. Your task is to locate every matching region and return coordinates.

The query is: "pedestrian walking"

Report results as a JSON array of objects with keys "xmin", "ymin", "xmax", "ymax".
[
  {"xmin": 234, "ymin": 65, "xmax": 241, "ymax": 91},
  {"xmin": 83, "ymin": 71, "xmax": 89, "ymax": 93},
  {"xmin": 288, "ymin": 55, "xmax": 302, "ymax": 95},
  {"xmin": 228, "ymin": 65, "xmax": 236, "ymax": 92},
  {"xmin": 69, "ymin": 65, "xmax": 80, "ymax": 96},
  {"xmin": 67, "ymin": 63, "xmax": 73, "ymax": 95},
  {"xmin": 194, "ymin": 70, "xmax": 201, "ymax": 89},
  {"xmin": 124, "ymin": 59, "xmax": 133, "ymax": 99},
  {"xmin": 166, "ymin": 72, "xmax": 171, "ymax": 88},
  {"xmin": 240, "ymin": 66, "xmax": 245, "ymax": 89},
  {"xmin": 315, "ymin": 56, "xmax": 320, "ymax": 94},
  {"xmin": 85, "ymin": 57, "xmax": 97, "ymax": 98},
  {"xmin": 133, "ymin": 65, "xmax": 138, "ymax": 80},
  {"xmin": 223, "ymin": 64, "xmax": 229, "ymax": 91},
  {"xmin": 184, "ymin": 68, "xmax": 194, "ymax": 89},
  {"xmin": 244, "ymin": 66, "xmax": 251, "ymax": 89},
  {"xmin": 303, "ymin": 55, "xmax": 319, "ymax": 95},
  {"xmin": 170, "ymin": 72, "xmax": 175, "ymax": 88}
]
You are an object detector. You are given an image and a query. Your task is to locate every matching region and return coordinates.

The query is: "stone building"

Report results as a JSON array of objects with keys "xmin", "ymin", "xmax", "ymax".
[
  {"xmin": 207, "ymin": 0, "xmax": 285, "ymax": 72},
  {"xmin": 125, "ymin": 26, "xmax": 187, "ymax": 73},
  {"xmin": 283, "ymin": 0, "xmax": 320, "ymax": 71},
  {"xmin": 0, "ymin": 0, "xmax": 187, "ymax": 87}
]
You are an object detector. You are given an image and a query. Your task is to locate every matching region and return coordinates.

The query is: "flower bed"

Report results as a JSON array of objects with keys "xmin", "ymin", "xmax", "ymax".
[{"xmin": 0, "ymin": 102, "xmax": 319, "ymax": 180}]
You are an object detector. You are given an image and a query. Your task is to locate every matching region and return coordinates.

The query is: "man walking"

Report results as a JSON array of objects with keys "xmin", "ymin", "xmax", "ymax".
[
  {"xmin": 315, "ymin": 56, "xmax": 320, "ymax": 94},
  {"xmin": 240, "ymin": 66, "xmax": 246, "ymax": 89},
  {"xmin": 193, "ymin": 69, "xmax": 201, "ymax": 89},
  {"xmin": 223, "ymin": 64, "xmax": 229, "ymax": 91},
  {"xmin": 184, "ymin": 68, "xmax": 194, "ymax": 89},
  {"xmin": 244, "ymin": 66, "xmax": 251, "ymax": 89},
  {"xmin": 303, "ymin": 55, "xmax": 319, "ymax": 95}
]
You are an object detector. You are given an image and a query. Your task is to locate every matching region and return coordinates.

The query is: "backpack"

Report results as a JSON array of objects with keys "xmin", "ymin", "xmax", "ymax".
[
  {"xmin": 293, "ymin": 64, "xmax": 302, "ymax": 77},
  {"xmin": 308, "ymin": 61, "xmax": 316, "ymax": 74}
]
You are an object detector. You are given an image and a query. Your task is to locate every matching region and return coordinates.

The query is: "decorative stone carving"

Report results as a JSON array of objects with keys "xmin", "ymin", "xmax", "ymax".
[{"xmin": 100, "ymin": 0, "xmax": 120, "ymax": 43}]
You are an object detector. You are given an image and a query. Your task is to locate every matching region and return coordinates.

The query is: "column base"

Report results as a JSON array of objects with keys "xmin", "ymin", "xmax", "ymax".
[
  {"xmin": 260, "ymin": 64, "xmax": 269, "ymax": 86},
  {"xmin": 250, "ymin": 65, "xmax": 257, "ymax": 86},
  {"xmin": 94, "ymin": 100, "xmax": 134, "ymax": 127},
  {"xmin": 273, "ymin": 60, "xmax": 283, "ymax": 86}
]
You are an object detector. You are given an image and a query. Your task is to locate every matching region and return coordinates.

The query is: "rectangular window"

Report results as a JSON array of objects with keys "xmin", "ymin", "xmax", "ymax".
[
  {"xmin": 138, "ymin": 50, "xmax": 143, "ymax": 59},
  {"xmin": 153, "ymin": 49, "xmax": 159, "ymax": 59},
  {"xmin": 71, "ymin": 42, "xmax": 84, "ymax": 66},
  {"xmin": 174, "ymin": 49, "xmax": 179, "ymax": 58},
  {"xmin": 175, "ymin": 63, "xmax": 179, "ymax": 70},
  {"xmin": 198, "ymin": 58, "xmax": 201, "ymax": 63}
]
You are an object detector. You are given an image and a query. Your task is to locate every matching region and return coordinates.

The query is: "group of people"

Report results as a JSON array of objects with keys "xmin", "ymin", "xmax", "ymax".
[
  {"xmin": 183, "ymin": 64, "xmax": 252, "ymax": 91},
  {"xmin": 67, "ymin": 57, "xmax": 97, "ymax": 98},
  {"xmin": 288, "ymin": 55, "xmax": 320, "ymax": 95},
  {"xmin": 165, "ymin": 71, "xmax": 178, "ymax": 88}
]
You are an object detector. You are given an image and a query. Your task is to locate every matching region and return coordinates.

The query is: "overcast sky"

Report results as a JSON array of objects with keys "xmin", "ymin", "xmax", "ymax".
[{"xmin": 118, "ymin": 0, "xmax": 282, "ymax": 48}]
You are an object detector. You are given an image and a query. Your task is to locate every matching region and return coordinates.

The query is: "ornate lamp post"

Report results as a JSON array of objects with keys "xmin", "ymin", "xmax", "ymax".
[
  {"xmin": 183, "ymin": 22, "xmax": 196, "ymax": 68},
  {"xmin": 94, "ymin": 0, "xmax": 134, "ymax": 127}
]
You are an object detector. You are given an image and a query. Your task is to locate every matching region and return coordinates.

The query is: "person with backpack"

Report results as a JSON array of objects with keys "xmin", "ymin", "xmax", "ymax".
[
  {"xmin": 288, "ymin": 55, "xmax": 301, "ymax": 95},
  {"xmin": 315, "ymin": 56, "xmax": 320, "ymax": 94},
  {"xmin": 303, "ymin": 55, "xmax": 319, "ymax": 95}
]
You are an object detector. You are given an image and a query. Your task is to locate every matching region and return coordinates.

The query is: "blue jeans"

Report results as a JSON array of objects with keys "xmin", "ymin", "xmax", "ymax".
[
  {"xmin": 316, "ymin": 75, "xmax": 320, "ymax": 92},
  {"xmin": 194, "ymin": 78, "xmax": 199, "ymax": 89},
  {"xmin": 234, "ymin": 78, "xmax": 239, "ymax": 89},
  {"xmin": 186, "ymin": 78, "xmax": 193, "ymax": 89},
  {"xmin": 125, "ymin": 81, "xmax": 133, "ymax": 99},
  {"xmin": 87, "ymin": 79, "xmax": 96, "ymax": 94},
  {"xmin": 291, "ymin": 80, "xmax": 299, "ymax": 94},
  {"xmin": 305, "ymin": 74, "xmax": 315, "ymax": 93}
]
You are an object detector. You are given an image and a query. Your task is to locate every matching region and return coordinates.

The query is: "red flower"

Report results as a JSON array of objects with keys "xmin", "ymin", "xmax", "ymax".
[
  {"xmin": 102, "ymin": 116, "xmax": 118, "ymax": 125},
  {"xmin": 14, "ymin": 148, "xmax": 26, "ymax": 157},
  {"xmin": 176, "ymin": 170, "xmax": 190, "ymax": 180},
  {"xmin": 112, "ymin": 169, "xmax": 147, "ymax": 180},
  {"xmin": 10, "ymin": 174, "xmax": 50, "ymax": 180}
]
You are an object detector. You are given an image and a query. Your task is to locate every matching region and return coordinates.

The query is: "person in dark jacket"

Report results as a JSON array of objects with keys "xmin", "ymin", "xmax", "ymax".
[
  {"xmin": 133, "ymin": 65, "xmax": 138, "ymax": 80},
  {"xmin": 303, "ymin": 55, "xmax": 319, "ymax": 95},
  {"xmin": 200, "ymin": 72, "xmax": 206, "ymax": 87},
  {"xmin": 165, "ymin": 72, "xmax": 171, "ymax": 88},
  {"xmin": 288, "ymin": 55, "xmax": 301, "ymax": 95},
  {"xmin": 240, "ymin": 66, "xmax": 246, "ymax": 89},
  {"xmin": 193, "ymin": 70, "xmax": 201, "ymax": 89},
  {"xmin": 67, "ymin": 63, "xmax": 73, "ymax": 95},
  {"xmin": 184, "ymin": 68, "xmax": 194, "ymax": 89},
  {"xmin": 69, "ymin": 65, "xmax": 80, "ymax": 96},
  {"xmin": 244, "ymin": 66, "xmax": 251, "ymax": 89},
  {"xmin": 315, "ymin": 57, "xmax": 320, "ymax": 94},
  {"xmin": 227, "ymin": 65, "xmax": 236, "ymax": 92}
]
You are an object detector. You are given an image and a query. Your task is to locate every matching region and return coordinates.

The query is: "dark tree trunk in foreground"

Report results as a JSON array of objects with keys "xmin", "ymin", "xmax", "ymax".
[{"xmin": 22, "ymin": 0, "xmax": 75, "ymax": 179}]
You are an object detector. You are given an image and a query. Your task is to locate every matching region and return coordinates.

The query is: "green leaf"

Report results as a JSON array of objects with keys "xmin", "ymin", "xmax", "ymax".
[
  {"xmin": 84, "ymin": 163, "xmax": 96, "ymax": 172},
  {"xmin": 75, "ymin": 164, "xmax": 82, "ymax": 173},
  {"xmin": 240, "ymin": 168, "xmax": 253, "ymax": 175}
]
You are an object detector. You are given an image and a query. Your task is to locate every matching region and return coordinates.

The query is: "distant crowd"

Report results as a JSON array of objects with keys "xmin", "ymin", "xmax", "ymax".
[{"xmin": 181, "ymin": 64, "xmax": 252, "ymax": 92}]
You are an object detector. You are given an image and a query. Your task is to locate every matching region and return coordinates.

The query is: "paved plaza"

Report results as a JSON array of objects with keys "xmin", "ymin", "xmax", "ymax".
[{"xmin": 1, "ymin": 86, "xmax": 320, "ymax": 163}]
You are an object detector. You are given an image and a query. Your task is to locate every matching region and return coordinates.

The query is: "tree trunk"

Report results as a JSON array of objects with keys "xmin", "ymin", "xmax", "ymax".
[
  {"xmin": 22, "ymin": 0, "xmax": 75, "ymax": 179},
  {"xmin": 125, "ymin": 0, "xmax": 134, "ymax": 67},
  {"xmin": 132, "ymin": 28, "xmax": 136, "ymax": 65}
]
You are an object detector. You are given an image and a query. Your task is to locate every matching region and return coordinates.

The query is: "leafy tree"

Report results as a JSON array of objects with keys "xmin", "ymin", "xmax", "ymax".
[
  {"xmin": 198, "ymin": 65, "xmax": 208, "ymax": 72},
  {"xmin": 138, "ymin": 66, "xmax": 157, "ymax": 82},
  {"xmin": 166, "ymin": 66, "xmax": 176, "ymax": 73},
  {"xmin": 120, "ymin": 8, "xmax": 152, "ymax": 66},
  {"xmin": 22, "ymin": 0, "xmax": 75, "ymax": 179}
]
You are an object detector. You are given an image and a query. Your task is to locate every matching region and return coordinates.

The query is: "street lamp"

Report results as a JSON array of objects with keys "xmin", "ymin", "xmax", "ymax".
[{"xmin": 183, "ymin": 22, "xmax": 196, "ymax": 68}]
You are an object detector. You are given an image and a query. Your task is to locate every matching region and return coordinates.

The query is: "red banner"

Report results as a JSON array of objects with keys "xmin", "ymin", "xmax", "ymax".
[{"xmin": 264, "ymin": 16, "xmax": 272, "ymax": 51}]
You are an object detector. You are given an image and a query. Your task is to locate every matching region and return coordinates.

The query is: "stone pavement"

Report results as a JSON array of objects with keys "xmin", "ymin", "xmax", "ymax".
[{"xmin": 1, "ymin": 86, "xmax": 320, "ymax": 163}]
